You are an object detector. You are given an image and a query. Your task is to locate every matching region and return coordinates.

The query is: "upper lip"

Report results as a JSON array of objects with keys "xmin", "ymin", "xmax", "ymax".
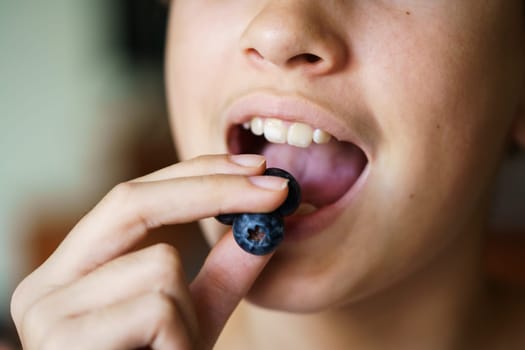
[{"xmin": 222, "ymin": 91, "xmax": 371, "ymax": 158}]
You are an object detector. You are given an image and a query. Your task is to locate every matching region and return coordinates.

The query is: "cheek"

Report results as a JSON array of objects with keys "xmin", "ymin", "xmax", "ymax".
[
  {"xmin": 362, "ymin": 9, "xmax": 516, "ymax": 208},
  {"xmin": 166, "ymin": 4, "xmax": 234, "ymax": 160},
  {"xmin": 341, "ymin": 7, "xmax": 522, "ymax": 295}
]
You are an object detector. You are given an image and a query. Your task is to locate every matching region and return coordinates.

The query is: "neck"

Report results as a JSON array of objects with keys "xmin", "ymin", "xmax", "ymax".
[{"xmin": 218, "ymin": 225, "xmax": 488, "ymax": 350}]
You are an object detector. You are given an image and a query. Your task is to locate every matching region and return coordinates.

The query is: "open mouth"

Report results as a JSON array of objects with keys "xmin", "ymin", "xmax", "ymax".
[{"xmin": 227, "ymin": 116, "xmax": 368, "ymax": 215}]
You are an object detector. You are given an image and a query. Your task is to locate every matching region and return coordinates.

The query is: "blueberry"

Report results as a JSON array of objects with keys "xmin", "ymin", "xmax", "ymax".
[
  {"xmin": 232, "ymin": 213, "xmax": 284, "ymax": 255},
  {"xmin": 215, "ymin": 213, "xmax": 237, "ymax": 226},
  {"xmin": 214, "ymin": 167, "xmax": 301, "ymax": 255},
  {"xmin": 263, "ymin": 168, "xmax": 301, "ymax": 216}
]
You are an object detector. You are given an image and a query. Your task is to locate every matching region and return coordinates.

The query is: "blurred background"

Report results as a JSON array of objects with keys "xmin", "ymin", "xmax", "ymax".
[
  {"xmin": 0, "ymin": 1, "xmax": 524, "ymax": 348},
  {"xmin": 0, "ymin": 1, "xmax": 209, "ymax": 347}
]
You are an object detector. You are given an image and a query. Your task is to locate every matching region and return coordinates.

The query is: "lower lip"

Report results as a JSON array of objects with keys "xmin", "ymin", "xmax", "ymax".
[{"xmin": 281, "ymin": 163, "xmax": 370, "ymax": 243}]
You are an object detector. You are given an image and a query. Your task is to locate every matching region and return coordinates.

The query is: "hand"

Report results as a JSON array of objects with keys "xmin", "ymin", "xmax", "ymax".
[{"xmin": 11, "ymin": 154, "xmax": 288, "ymax": 349}]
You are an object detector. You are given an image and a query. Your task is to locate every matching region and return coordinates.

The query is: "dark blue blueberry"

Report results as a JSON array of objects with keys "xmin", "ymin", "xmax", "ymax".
[
  {"xmin": 214, "ymin": 167, "xmax": 300, "ymax": 255},
  {"xmin": 214, "ymin": 213, "xmax": 238, "ymax": 226},
  {"xmin": 232, "ymin": 213, "xmax": 284, "ymax": 255},
  {"xmin": 263, "ymin": 168, "xmax": 301, "ymax": 216}
]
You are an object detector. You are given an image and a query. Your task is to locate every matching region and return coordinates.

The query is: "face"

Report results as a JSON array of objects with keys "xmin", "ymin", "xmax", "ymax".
[{"xmin": 166, "ymin": 1, "xmax": 525, "ymax": 312}]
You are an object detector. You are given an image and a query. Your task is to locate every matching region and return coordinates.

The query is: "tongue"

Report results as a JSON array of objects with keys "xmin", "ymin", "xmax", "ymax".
[{"xmin": 262, "ymin": 141, "xmax": 367, "ymax": 208}]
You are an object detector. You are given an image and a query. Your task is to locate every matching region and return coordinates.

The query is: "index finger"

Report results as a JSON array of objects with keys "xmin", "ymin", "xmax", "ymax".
[
  {"xmin": 43, "ymin": 173, "xmax": 288, "ymax": 284},
  {"xmin": 131, "ymin": 154, "xmax": 266, "ymax": 183}
]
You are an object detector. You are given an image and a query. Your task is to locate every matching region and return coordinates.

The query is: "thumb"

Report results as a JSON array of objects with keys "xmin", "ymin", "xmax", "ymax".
[{"xmin": 190, "ymin": 230, "xmax": 272, "ymax": 348}]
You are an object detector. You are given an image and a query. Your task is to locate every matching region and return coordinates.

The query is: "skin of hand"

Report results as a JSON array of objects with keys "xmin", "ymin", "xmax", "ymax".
[{"xmin": 10, "ymin": 154, "xmax": 288, "ymax": 350}]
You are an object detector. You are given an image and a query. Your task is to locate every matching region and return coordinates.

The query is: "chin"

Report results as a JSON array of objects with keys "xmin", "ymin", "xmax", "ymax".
[{"xmin": 240, "ymin": 240, "xmax": 367, "ymax": 313}]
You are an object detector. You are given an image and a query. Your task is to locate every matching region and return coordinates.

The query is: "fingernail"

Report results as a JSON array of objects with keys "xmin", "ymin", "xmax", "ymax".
[
  {"xmin": 230, "ymin": 154, "xmax": 265, "ymax": 167},
  {"xmin": 249, "ymin": 176, "xmax": 289, "ymax": 190}
]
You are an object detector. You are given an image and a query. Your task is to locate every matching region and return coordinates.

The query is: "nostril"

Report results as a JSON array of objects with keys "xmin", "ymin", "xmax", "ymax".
[
  {"xmin": 288, "ymin": 53, "xmax": 322, "ymax": 66},
  {"xmin": 302, "ymin": 53, "xmax": 322, "ymax": 63},
  {"xmin": 244, "ymin": 47, "xmax": 324, "ymax": 68}
]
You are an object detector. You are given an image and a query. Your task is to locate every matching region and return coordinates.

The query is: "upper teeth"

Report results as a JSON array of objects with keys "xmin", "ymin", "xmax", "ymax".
[{"xmin": 244, "ymin": 117, "xmax": 332, "ymax": 148}]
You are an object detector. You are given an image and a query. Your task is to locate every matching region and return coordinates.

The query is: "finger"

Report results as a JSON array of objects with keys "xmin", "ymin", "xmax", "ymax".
[
  {"xmin": 29, "ymin": 244, "xmax": 199, "ymax": 342},
  {"xmin": 190, "ymin": 231, "xmax": 272, "ymax": 349},
  {"xmin": 46, "ymin": 174, "xmax": 288, "ymax": 282},
  {"xmin": 132, "ymin": 153, "xmax": 266, "ymax": 182},
  {"xmin": 10, "ymin": 154, "xmax": 268, "ymax": 323},
  {"xmin": 41, "ymin": 293, "xmax": 194, "ymax": 350}
]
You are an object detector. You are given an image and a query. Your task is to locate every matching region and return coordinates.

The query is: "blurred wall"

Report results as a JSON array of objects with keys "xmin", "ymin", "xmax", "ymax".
[{"xmin": 0, "ymin": 0, "xmax": 149, "ymax": 315}]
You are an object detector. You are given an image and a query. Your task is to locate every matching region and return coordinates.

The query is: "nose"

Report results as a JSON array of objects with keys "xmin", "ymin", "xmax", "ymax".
[{"xmin": 240, "ymin": 1, "xmax": 348, "ymax": 75}]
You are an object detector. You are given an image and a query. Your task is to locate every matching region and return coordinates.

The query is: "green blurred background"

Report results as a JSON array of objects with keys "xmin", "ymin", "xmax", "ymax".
[{"xmin": 1, "ymin": 1, "xmax": 524, "ymax": 348}]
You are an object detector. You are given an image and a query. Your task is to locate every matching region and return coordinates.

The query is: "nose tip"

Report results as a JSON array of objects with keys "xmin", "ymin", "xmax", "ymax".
[{"xmin": 240, "ymin": 4, "xmax": 347, "ymax": 75}]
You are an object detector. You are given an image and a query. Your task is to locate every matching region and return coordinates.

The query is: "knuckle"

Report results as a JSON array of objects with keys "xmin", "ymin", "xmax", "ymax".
[
  {"xmin": 11, "ymin": 276, "xmax": 65, "ymax": 347},
  {"xmin": 146, "ymin": 292, "xmax": 178, "ymax": 326},
  {"xmin": 20, "ymin": 303, "xmax": 39, "ymax": 336},
  {"xmin": 150, "ymin": 244, "xmax": 185, "ymax": 287},
  {"xmin": 105, "ymin": 181, "xmax": 152, "ymax": 230},
  {"xmin": 152, "ymin": 243, "xmax": 180, "ymax": 265},
  {"xmin": 10, "ymin": 279, "xmax": 29, "ymax": 325},
  {"xmin": 10, "ymin": 272, "xmax": 42, "ymax": 325},
  {"xmin": 145, "ymin": 294, "xmax": 196, "ymax": 350},
  {"xmin": 107, "ymin": 181, "xmax": 136, "ymax": 205},
  {"xmin": 20, "ymin": 300, "xmax": 50, "ymax": 346}
]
